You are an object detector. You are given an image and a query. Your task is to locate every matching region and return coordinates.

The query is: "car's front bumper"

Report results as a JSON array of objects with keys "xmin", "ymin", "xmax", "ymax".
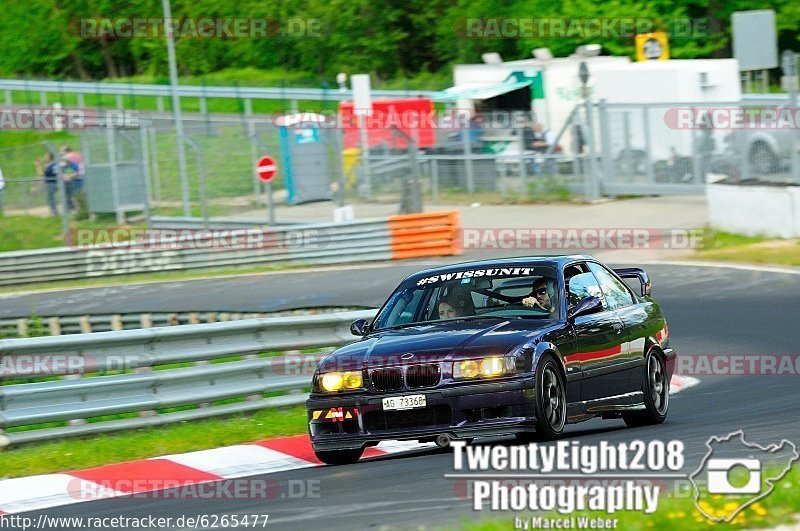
[{"xmin": 306, "ymin": 378, "xmax": 537, "ymax": 451}]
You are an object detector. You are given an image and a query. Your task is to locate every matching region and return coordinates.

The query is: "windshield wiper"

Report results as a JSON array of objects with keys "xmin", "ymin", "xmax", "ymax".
[
  {"xmin": 375, "ymin": 315, "xmax": 519, "ymax": 331},
  {"xmin": 449, "ymin": 315, "xmax": 522, "ymax": 322}
]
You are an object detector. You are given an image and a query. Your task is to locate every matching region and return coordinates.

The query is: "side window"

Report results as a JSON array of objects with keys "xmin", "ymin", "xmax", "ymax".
[
  {"xmin": 566, "ymin": 272, "xmax": 604, "ymax": 308},
  {"xmin": 588, "ymin": 263, "xmax": 635, "ymax": 309}
]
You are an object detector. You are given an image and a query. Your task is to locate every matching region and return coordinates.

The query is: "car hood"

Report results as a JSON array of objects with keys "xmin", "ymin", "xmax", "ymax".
[{"xmin": 318, "ymin": 319, "xmax": 554, "ymax": 371}]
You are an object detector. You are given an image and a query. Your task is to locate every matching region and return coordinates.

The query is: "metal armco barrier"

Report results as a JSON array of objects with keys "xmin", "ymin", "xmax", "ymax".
[
  {"xmin": 0, "ymin": 310, "xmax": 378, "ymax": 447},
  {"xmin": 0, "ymin": 211, "xmax": 460, "ymax": 286},
  {"xmin": 0, "ymin": 78, "xmax": 435, "ymax": 103},
  {"xmin": 0, "ymin": 307, "xmax": 363, "ymax": 337}
]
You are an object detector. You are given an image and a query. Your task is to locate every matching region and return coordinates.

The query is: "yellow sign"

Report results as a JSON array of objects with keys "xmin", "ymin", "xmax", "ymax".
[{"xmin": 635, "ymin": 32, "xmax": 669, "ymax": 61}]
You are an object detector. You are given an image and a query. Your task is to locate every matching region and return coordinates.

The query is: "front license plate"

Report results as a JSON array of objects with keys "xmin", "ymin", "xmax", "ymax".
[{"xmin": 382, "ymin": 394, "xmax": 426, "ymax": 411}]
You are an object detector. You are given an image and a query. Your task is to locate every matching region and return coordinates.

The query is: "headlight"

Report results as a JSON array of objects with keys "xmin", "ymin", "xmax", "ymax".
[
  {"xmin": 453, "ymin": 356, "xmax": 516, "ymax": 379},
  {"xmin": 319, "ymin": 371, "xmax": 363, "ymax": 392}
]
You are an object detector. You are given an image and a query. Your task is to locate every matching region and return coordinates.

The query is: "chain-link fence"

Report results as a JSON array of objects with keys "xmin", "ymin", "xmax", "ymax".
[
  {"xmin": 0, "ymin": 142, "xmax": 58, "ymax": 215},
  {"xmin": 5, "ymin": 96, "xmax": 800, "ymax": 225},
  {"xmin": 598, "ymin": 99, "xmax": 800, "ymax": 193}
]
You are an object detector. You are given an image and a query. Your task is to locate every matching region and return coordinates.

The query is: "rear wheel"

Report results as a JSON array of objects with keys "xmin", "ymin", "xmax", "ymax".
[
  {"xmin": 314, "ymin": 447, "xmax": 364, "ymax": 465},
  {"xmin": 623, "ymin": 350, "xmax": 669, "ymax": 428}
]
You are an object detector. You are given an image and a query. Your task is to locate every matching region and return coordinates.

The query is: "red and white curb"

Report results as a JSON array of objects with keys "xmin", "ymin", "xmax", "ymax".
[
  {"xmin": 669, "ymin": 374, "xmax": 700, "ymax": 394},
  {"xmin": 0, "ymin": 375, "xmax": 698, "ymax": 515}
]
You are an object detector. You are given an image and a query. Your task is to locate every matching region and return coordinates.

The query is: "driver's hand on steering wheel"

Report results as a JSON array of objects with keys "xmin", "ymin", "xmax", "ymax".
[{"xmin": 522, "ymin": 296, "xmax": 542, "ymax": 309}]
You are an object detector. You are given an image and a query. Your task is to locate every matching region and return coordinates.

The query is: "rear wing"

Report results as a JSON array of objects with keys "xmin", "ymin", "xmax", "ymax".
[{"xmin": 613, "ymin": 267, "xmax": 651, "ymax": 297}]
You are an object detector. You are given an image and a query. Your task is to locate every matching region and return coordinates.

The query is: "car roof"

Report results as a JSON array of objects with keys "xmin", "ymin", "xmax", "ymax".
[{"xmin": 409, "ymin": 255, "xmax": 597, "ymax": 279}]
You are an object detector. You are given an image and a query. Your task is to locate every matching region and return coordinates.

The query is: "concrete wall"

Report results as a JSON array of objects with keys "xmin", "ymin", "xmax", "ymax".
[{"xmin": 707, "ymin": 183, "xmax": 800, "ymax": 238}]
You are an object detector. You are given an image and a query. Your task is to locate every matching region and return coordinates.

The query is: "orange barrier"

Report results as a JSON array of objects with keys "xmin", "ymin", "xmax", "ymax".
[{"xmin": 387, "ymin": 211, "xmax": 461, "ymax": 260}]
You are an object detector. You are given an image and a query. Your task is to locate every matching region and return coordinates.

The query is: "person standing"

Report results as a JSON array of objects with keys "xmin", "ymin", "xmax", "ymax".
[
  {"xmin": 61, "ymin": 146, "xmax": 85, "ymax": 213},
  {"xmin": 35, "ymin": 152, "xmax": 60, "ymax": 216}
]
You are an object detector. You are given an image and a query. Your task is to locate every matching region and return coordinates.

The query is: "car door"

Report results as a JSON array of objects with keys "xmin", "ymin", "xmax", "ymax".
[
  {"xmin": 565, "ymin": 269, "xmax": 627, "ymax": 402},
  {"xmin": 587, "ymin": 262, "xmax": 645, "ymax": 395}
]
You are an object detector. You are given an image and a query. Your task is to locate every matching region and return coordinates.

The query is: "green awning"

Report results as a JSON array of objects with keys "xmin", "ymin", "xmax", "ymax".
[{"xmin": 430, "ymin": 80, "xmax": 533, "ymax": 102}]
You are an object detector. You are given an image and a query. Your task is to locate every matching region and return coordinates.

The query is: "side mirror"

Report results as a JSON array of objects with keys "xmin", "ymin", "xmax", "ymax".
[
  {"xmin": 350, "ymin": 319, "xmax": 369, "ymax": 336},
  {"xmin": 567, "ymin": 296, "xmax": 603, "ymax": 321},
  {"xmin": 613, "ymin": 267, "xmax": 651, "ymax": 297}
]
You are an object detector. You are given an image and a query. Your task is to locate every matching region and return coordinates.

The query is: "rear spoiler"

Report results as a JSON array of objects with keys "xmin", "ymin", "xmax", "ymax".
[{"xmin": 613, "ymin": 267, "xmax": 651, "ymax": 297}]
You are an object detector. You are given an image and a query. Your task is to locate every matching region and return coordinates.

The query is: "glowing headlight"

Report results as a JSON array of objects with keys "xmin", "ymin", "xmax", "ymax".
[
  {"xmin": 454, "ymin": 357, "xmax": 516, "ymax": 379},
  {"xmin": 480, "ymin": 357, "xmax": 505, "ymax": 377},
  {"xmin": 320, "ymin": 371, "xmax": 362, "ymax": 392}
]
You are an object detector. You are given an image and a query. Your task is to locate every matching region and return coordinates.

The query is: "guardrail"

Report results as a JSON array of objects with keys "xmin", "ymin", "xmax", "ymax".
[
  {"xmin": 0, "ymin": 211, "xmax": 460, "ymax": 286},
  {"xmin": 0, "ymin": 307, "xmax": 363, "ymax": 337},
  {"xmin": 0, "ymin": 78, "xmax": 435, "ymax": 105},
  {"xmin": 0, "ymin": 309, "xmax": 378, "ymax": 447}
]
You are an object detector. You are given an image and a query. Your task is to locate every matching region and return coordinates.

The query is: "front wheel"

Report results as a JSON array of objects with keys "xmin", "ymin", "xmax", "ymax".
[
  {"xmin": 314, "ymin": 447, "xmax": 364, "ymax": 465},
  {"xmin": 524, "ymin": 355, "xmax": 566, "ymax": 441},
  {"xmin": 624, "ymin": 350, "xmax": 669, "ymax": 428}
]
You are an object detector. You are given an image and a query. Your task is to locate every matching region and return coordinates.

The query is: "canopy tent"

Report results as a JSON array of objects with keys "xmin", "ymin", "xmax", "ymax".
[{"xmin": 430, "ymin": 80, "xmax": 533, "ymax": 102}]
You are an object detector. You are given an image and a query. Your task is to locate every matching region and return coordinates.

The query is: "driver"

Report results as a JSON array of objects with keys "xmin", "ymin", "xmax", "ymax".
[{"xmin": 522, "ymin": 277, "xmax": 558, "ymax": 318}]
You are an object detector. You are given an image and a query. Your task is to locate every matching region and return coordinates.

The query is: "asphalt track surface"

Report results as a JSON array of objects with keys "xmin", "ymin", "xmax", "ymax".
[{"xmin": 9, "ymin": 262, "xmax": 800, "ymax": 529}]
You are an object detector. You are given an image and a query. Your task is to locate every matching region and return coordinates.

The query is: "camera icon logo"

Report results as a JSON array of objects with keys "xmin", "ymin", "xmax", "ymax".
[
  {"xmin": 706, "ymin": 458, "xmax": 761, "ymax": 495},
  {"xmin": 689, "ymin": 430, "xmax": 798, "ymax": 523}
]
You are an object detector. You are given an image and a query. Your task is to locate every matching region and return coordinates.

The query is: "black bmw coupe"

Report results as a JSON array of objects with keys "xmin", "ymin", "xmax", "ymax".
[{"xmin": 307, "ymin": 255, "xmax": 675, "ymax": 464}]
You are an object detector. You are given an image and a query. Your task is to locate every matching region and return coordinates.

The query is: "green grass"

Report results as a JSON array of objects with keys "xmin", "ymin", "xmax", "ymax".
[
  {"xmin": 0, "ymin": 405, "xmax": 308, "ymax": 479},
  {"xmin": 691, "ymin": 229, "xmax": 800, "ymax": 267},
  {"xmin": 0, "ymin": 215, "xmax": 146, "ymax": 252},
  {"xmin": 462, "ymin": 466, "xmax": 800, "ymax": 530}
]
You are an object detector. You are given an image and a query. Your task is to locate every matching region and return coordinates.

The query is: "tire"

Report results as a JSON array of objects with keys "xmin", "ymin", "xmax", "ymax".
[
  {"xmin": 749, "ymin": 143, "xmax": 778, "ymax": 174},
  {"xmin": 313, "ymin": 447, "xmax": 364, "ymax": 465},
  {"xmin": 525, "ymin": 354, "xmax": 567, "ymax": 441},
  {"xmin": 623, "ymin": 350, "xmax": 669, "ymax": 428}
]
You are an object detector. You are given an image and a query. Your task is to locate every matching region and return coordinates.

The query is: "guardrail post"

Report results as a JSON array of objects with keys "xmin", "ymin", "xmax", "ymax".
[
  {"xmin": 64, "ymin": 373, "xmax": 86, "ymax": 426},
  {"xmin": 116, "ymin": 94, "xmax": 124, "ymax": 110},
  {"xmin": 188, "ymin": 312, "xmax": 200, "ymax": 325},
  {"xmin": 48, "ymin": 317, "xmax": 61, "ymax": 336},
  {"xmin": 76, "ymin": 93, "xmax": 85, "ymax": 108},
  {"xmin": 111, "ymin": 315, "xmax": 123, "ymax": 331},
  {"xmin": 39, "ymin": 91, "xmax": 47, "ymax": 106},
  {"xmin": 16, "ymin": 318, "xmax": 27, "ymax": 337},
  {"xmin": 205, "ymin": 312, "xmax": 217, "ymax": 323},
  {"xmin": 156, "ymin": 96, "xmax": 165, "ymax": 112},
  {"xmin": 462, "ymin": 126, "xmax": 475, "ymax": 194},
  {"xmin": 140, "ymin": 313, "xmax": 153, "ymax": 328},
  {"xmin": 167, "ymin": 313, "xmax": 179, "ymax": 326},
  {"xmin": 598, "ymin": 99, "xmax": 613, "ymax": 186},
  {"xmin": 79, "ymin": 316, "xmax": 92, "ymax": 334},
  {"xmin": 4, "ymin": 90, "xmax": 11, "ymax": 105},
  {"xmin": 642, "ymin": 107, "xmax": 655, "ymax": 185}
]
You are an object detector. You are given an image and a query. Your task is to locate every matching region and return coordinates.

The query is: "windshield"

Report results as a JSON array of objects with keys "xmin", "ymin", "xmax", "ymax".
[{"xmin": 373, "ymin": 265, "xmax": 559, "ymax": 330}]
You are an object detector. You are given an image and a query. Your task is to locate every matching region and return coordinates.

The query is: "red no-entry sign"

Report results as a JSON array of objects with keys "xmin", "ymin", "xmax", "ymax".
[{"xmin": 256, "ymin": 156, "xmax": 278, "ymax": 182}]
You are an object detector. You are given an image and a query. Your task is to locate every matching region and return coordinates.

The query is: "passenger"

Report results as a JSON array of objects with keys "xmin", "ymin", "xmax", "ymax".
[{"xmin": 438, "ymin": 290, "xmax": 475, "ymax": 319}]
